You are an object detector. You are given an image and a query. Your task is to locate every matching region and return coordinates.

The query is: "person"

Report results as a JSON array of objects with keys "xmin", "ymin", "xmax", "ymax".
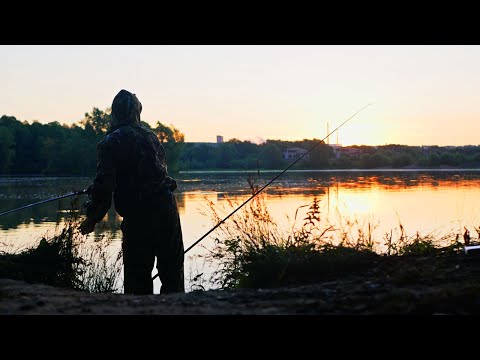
[{"xmin": 79, "ymin": 89, "xmax": 184, "ymax": 295}]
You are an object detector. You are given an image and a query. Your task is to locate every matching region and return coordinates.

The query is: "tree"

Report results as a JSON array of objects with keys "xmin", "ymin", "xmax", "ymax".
[
  {"xmin": 307, "ymin": 144, "xmax": 331, "ymax": 169},
  {"xmin": 0, "ymin": 126, "xmax": 16, "ymax": 173},
  {"xmin": 228, "ymin": 139, "xmax": 258, "ymax": 158},
  {"xmin": 392, "ymin": 153, "xmax": 412, "ymax": 168},
  {"xmin": 259, "ymin": 143, "xmax": 283, "ymax": 169},
  {"xmin": 153, "ymin": 122, "xmax": 185, "ymax": 173},
  {"xmin": 215, "ymin": 143, "xmax": 239, "ymax": 168},
  {"xmin": 428, "ymin": 153, "xmax": 441, "ymax": 166},
  {"xmin": 140, "ymin": 121, "xmax": 152, "ymax": 130},
  {"xmin": 359, "ymin": 153, "xmax": 387, "ymax": 169},
  {"xmin": 80, "ymin": 107, "xmax": 111, "ymax": 137}
]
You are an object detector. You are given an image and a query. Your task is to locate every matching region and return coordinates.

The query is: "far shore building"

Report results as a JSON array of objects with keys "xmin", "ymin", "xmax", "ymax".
[
  {"xmin": 329, "ymin": 143, "xmax": 342, "ymax": 159},
  {"xmin": 282, "ymin": 147, "xmax": 310, "ymax": 161},
  {"xmin": 187, "ymin": 136, "xmax": 225, "ymax": 148},
  {"xmin": 339, "ymin": 146, "xmax": 363, "ymax": 159}
]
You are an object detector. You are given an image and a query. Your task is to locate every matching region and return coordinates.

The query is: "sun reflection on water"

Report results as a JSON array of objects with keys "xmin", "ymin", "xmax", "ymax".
[{"xmin": 2, "ymin": 171, "xmax": 480, "ymax": 293}]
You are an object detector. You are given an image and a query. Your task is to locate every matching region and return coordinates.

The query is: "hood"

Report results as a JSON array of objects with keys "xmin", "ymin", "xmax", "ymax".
[{"xmin": 111, "ymin": 89, "xmax": 142, "ymax": 130}]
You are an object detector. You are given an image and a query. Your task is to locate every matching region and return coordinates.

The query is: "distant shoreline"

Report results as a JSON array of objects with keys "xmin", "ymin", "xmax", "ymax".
[
  {"xmin": 4, "ymin": 168, "xmax": 480, "ymax": 177},
  {"xmin": 178, "ymin": 168, "xmax": 480, "ymax": 174}
]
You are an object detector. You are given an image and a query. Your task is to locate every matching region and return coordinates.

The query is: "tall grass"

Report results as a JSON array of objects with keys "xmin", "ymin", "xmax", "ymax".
[
  {"xmin": 200, "ymin": 178, "xmax": 468, "ymax": 290},
  {"xmin": 75, "ymin": 231, "xmax": 123, "ymax": 293},
  {"xmin": 0, "ymin": 196, "xmax": 123, "ymax": 293}
]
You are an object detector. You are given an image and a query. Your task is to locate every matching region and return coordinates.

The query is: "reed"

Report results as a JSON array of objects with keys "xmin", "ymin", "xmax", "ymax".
[
  {"xmin": 199, "ymin": 178, "xmax": 468, "ymax": 289},
  {"xmin": 0, "ymin": 196, "xmax": 123, "ymax": 293}
]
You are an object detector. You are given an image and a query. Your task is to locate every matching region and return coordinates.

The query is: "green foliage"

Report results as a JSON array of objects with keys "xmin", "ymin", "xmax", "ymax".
[
  {"xmin": 0, "ymin": 126, "xmax": 15, "ymax": 172},
  {"xmin": 3, "ymin": 109, "xmax": 480, "ymax": 174},
  {"xmin": 140, "ymin": 121, "xmax": 152, "ymax": 130},
  {"xmin": 0, "ymin": 230, "xmax": 84, "ymax": 289},
  {"xmin": 392, "ymin": 153, "xmax": 412, "ymax": 168},
  {"xmin": 0, "ymin": 113, "xmax": 185, "ymax": 176},
  {"xmin": 179, "ymin": 140, "xmax": 480, "ymax": 172},
  {"xmin": 0, "ymin": 114, "xmax": 101, "ymax": 175},
  {"xmin": 153, "ymin": 122, "xmax": 185, "ymax": 173},
  {"xmin": 202, "ymin": 181, "xmax": 466, "ymax": 290},
  {"xmin": 202, "ymin": 187, "xmax": 383, "ymax": 289},
  {"xmin": 216, "ymin": 143, "xmax": 240, "ymax": 168},
  {"xmin": 360, "ymin": 151, "xmax": 392, "ymax": 168},
  {"xmin": 306, "ymin": 144, "xmax": 331, "ymax": 168},
  {"xmin": 259, "ymin": 143, "xmax": 283, "ymax": 169},
  {"xmin": 80, "ymin": 107, "xmax": 112, "ymax": 136},
  {"xmin": 0, "ymin": 198, "xmax": 123, "ymax": 293}
]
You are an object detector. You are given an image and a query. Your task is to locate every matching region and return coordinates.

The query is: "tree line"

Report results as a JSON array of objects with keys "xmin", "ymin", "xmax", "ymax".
[
  {"xmin": 2, "ymin": 109, "xmax": 480, "ymax": 175},
  {"xmin": 0, "ymin": 108, "xmax": 184, "ymax": 175}
]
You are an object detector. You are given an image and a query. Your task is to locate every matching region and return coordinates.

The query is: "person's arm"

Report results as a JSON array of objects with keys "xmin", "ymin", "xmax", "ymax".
[{"xmin": 79, "ymin": 137, "xmax": 116, "ymax": 234}]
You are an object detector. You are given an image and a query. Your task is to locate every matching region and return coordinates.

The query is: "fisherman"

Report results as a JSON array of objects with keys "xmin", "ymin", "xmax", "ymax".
[{"xmin": 79, "ymin": 89, "xmax": 185, "ymax": 295}]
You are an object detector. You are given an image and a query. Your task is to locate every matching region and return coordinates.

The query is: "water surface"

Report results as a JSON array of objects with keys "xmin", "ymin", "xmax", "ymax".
[{"xmin": 2, "ymin": 169, "xmax": 480, "ymax": 292}]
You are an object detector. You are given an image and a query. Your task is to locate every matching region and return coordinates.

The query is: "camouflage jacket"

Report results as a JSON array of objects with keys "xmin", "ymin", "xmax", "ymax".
[{"xmin": 85, "ymin": 123, "xmax": 178, "ymax": 223}]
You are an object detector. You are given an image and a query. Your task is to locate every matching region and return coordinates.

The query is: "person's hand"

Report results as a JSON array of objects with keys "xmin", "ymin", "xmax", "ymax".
[
  {"xmin": 85, "ymin": 184, "xmax": 94, "ymax": 195},
  {"xmin": 79, "ymin": 218, "xmax": 96, "ymax": 235}
]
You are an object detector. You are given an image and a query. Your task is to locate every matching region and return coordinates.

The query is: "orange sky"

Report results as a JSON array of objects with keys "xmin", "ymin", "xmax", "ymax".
[{"xmin": 2, "ymin": 45, "xmax": 480, "ymax": 146}]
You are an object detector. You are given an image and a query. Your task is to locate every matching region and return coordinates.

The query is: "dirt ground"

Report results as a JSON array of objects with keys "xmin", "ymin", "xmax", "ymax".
[{"xmin": 2, "ymin": 252, "xmax": 480, "ymax": 315}]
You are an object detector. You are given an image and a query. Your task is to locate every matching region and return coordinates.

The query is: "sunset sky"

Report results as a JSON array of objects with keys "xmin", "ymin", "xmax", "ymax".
[{"xmin": 1, "ymin": 45, "xmax": 480, "ymax": 146}]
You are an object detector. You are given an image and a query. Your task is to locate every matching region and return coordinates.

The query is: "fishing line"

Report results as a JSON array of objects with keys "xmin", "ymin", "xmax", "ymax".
[
  {"xmin": 0, "ymin": 189, "xmax": 87, "ymax": 217},
  {"xmin": 0, "ymin": 104, "xmax": 372, "ymax": 284},
  {"xmin": 152, "ymin": 103, "xmax": 372, "ymax": 281}
]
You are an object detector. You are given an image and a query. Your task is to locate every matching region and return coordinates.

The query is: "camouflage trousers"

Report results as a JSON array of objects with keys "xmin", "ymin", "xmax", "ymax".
[{"xmin": 121, "ymin": 192, "xmax": 184, "ymax": 295}]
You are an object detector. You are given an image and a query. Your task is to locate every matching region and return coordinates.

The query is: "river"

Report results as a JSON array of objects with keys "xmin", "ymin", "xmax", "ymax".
[{"xmin": 1, "ymin": 169, "xmax": 480, "ymax": 293}]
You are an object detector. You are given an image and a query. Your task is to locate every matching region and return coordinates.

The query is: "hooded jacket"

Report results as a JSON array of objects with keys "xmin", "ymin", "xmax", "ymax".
[{"xmin": 85, "ymin": 89, "xmax": 177, "ymax": 222}]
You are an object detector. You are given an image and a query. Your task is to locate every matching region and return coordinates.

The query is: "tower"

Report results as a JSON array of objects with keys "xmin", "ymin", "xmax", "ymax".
[{"xmin": 326, "ymin": 122, "xmax": 329, "ymax": 144}]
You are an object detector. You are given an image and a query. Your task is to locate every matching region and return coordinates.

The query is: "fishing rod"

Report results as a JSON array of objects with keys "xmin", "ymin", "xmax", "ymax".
[
  {"xmin": 152, "ymin": 103, "xmax": 372, "ymax": 281},
  {"xmin": 0, "ymin": 104, "xmax": 369, "ymax": 280},
  {"xmin": 0, "ymin": 189, "xmax": 88, "ymax": 217}
]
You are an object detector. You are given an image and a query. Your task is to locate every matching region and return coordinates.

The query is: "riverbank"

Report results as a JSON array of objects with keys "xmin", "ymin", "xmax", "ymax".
[
  {"xmin": 179, "ymin": 166, "xmax": 480, "ymax": 174},
  {"xmin": 2, "ymin": 250, "xmax": 480, "ymax": 314},
  {"xmin": 3, "ymin": 165, "xmax": 480, "ymax": 178}
]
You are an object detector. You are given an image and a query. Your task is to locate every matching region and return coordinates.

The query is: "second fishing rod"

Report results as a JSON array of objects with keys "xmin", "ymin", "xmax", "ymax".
[{"xmin": 152, "ymin": 103, "xmax": 371, "ymax": 281}]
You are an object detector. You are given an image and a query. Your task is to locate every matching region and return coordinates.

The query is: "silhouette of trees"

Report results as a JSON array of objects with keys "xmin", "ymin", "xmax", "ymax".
[
  {"xmin": 259, "ymin": 143, "xmax": 283, "ymax": 169},
  {"xmin": 80, "ymin": 107, "xmax": 112, "ymax": 136},
  {"xmin": 3, "ymin": 111, "xmax": 480, "ymax": 175},
  {"xmin": 0, "ymin": 126, "xmax": 15, "ymax": 172},
  {"xmin": 153, "ymin": 122, "xmax": 185, "ymax": 173},
  {"xmin": 0, "ymin": 112, "xmax": 186, "ymax": 175}
]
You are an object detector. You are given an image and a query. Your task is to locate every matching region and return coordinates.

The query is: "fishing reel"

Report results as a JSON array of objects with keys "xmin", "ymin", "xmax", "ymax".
[{"xmin": 82, "ymin": 185, "xmax": 95, "ymax": 210}]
